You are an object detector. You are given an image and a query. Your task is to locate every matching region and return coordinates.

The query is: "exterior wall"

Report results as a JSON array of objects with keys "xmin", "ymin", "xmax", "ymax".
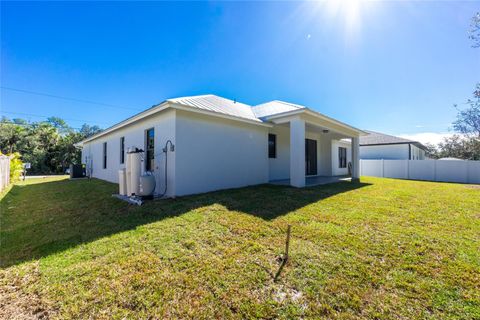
[
  {"xmin": 331, "ymin": 140, "xmax": 352, "ymax": 176},
  {"xmin": 174, "ymin": 110, "xmax": 269, "ymax": 196},
  {"xmin": 268, "ymin": 125, "xmax": 290, "ymax": 181},
  {"xmin": 410, "ymin": 145, "xmax": 426, "ymax": 160},
  {"xmin": 81, "ymin": 109, "xmax": 176, "ymax": 197},
  {"xmin": 360, "ymin": 144, "xmax": 410, "ymax": 160}
]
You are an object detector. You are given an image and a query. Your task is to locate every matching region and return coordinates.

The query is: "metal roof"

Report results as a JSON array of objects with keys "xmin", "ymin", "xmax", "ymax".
[
  {"xmin": 168, "ymin": 94, "xmax": 261, "ymax": 122},
  {"xmin": 360, "ymin": 130, "xmax": 427, "ymax": 150},
  {"xmin": 252, "ymin": 100, "xmax": 305, "ymax": 119}
]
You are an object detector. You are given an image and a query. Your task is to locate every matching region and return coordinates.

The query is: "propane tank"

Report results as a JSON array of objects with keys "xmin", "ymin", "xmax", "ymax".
[{"xmin": 139, "ymin": 173, "xmax": 156, "ymax": 196}]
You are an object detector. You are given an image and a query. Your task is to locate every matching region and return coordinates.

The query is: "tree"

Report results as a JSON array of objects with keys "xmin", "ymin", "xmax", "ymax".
[
  {"xmin": 79, "ymin": 124, "xmax": 102, "ymax": 138},
  {"xmin": 47, "ymin": 116, "xmax": 72, "ymax": 135},
  {"xmin": 437, "ymin": 135, "xmax": 480, "ymax": 160},
  {"xmin": 0, "ymin": 116, "xmax": 102, "ymax": 174},
  {"xmin": 423, "ymin": 143, "xmax": 440, "ymax": 159},
  {"xmin": 469, "ymin": 12, "xmax": 480, "ymax": 48},
  {"xmin": 453, "ymin": 83, "xmax": 480, "ymax": 138}
]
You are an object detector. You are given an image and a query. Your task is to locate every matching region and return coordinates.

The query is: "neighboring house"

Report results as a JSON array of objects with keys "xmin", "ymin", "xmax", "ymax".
[
  {"xmin": 78, "ymin": 95, "xmax": 365, "ymax": 197},
  {"xmin": 359, "ymin": 130, "xmax": 428, "ymax": 160}
]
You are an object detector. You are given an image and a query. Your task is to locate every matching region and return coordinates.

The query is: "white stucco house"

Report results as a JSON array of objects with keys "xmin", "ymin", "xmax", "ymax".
[
  {"xmin": 78, "ymin": 94, "xmax": 365, "ymax": 197},
  {"xmin": 359, "ymin": 130, "xmax": 428, "ymax": 160}
]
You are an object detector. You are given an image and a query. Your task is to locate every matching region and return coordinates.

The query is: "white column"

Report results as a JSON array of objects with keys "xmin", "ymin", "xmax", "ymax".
[
  {"xmin": 290, "ymin": 117, "xmax": 305, "ymax": 187},
  {"xmin": 351, "ymin": 136, "xmax": 360, "ymax": 181}
]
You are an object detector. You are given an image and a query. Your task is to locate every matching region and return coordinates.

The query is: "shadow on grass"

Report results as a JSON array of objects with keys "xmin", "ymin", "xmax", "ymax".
[{"xmin": 0, "ymin": 178, "xmax": 371, "ymax": 268}]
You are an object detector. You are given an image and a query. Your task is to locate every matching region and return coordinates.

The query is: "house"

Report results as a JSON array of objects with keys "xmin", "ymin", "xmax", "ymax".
[
  {"xmin": 78, "ymin": 95, "xmax": 365, "ymax": 197},
  {"xmin": 359, "ymin": 130, "xmax": 428, "ymax": 160}
]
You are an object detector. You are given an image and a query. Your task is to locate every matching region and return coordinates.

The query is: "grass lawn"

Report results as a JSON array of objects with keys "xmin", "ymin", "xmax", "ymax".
[{"xmin": 1, "ymin": 176, "xmax": 479, "ymax": 319}]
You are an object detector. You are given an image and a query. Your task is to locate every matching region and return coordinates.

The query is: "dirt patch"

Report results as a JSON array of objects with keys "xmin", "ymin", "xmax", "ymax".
[
  {"xmin": 465, "ymin": 185, "xmax": 480, "ymax": 189},
  {"xmin": 0, "ymin": 263, "xmax": 53, "ymax": 320}
]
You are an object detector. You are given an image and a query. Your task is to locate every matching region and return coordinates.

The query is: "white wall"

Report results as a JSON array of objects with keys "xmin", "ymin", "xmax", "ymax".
[
  {"xmin": 360, "ymin": 144, "xmax": 409, "ymax": 160},
  {"xmin": 360, "ymin": 144, "xmax": 426, "ymax": 160},
  {"xmin": 174, "ymin": 110, "xmax": 269, "ymax": 196},
  {"xmin": 268, "ymin": 125, "xmax": 290, "ymax": 181},
  {"xmin": 410, "ymin": 145, "xmax": 426, "ymax": 160},
  {"xmin": 331, "ymin": 140, "xmax": 352, "ymax": 176},
  {"xmin": 81, "ymin": 109, "xmax": 177, "ymax": 197},
  {"xmin": 360, "ymin": 159, "xmax": 480, "ymax": 184}
]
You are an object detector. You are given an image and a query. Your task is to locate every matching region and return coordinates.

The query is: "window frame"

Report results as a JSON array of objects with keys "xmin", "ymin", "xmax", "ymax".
[
  {"xmin": 145, "ymin": 128, "xmax": 155, "ymax": 172},
  {"xmin": 268, "ymin": 134, "xmax": 276, "ymax": 159},
  {"xmin": 103, "ymin": 142, "xmax": 107, "ymax": 169},
  {"xmin": 338, "ymin": 147, "xmax": 347, "ymax": 168},
  {"xmin": 120, "ymin": 137, "xmax": 125, "ymax": 164}
]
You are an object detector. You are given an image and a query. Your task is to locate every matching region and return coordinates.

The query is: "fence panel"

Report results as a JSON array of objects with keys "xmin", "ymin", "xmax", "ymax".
[
  {"xmin": 384, "ymin": 160, "xmax": 408, "ymax": 179},
  {"xmin": 409, "ymin": 160, "xmax": 436, "ymax": 181},
  {"xmin": 0, "ymin": 156, "xmax": 10, "ymax": 192},
  {"xmin": 435, "ymin": 160, "xmax": 468, "ymax": 183},
  {"xmin": 360, "ymin": 160, "xmax": 383, "ymax": 177},
  {"xmin": 360, "ymin": 159, "xmax": 479, "ymax": 184},
  {"xmin": 467, "ymin": 161, "xmax": 480, "ymax": 184}
]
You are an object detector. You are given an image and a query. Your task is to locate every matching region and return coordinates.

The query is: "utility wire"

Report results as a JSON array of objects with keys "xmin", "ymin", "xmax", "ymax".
[
  {"xmin": 0, "ymin": 110, "xmax": 110, "ymax": 126},
  {"xmin": 1, "ymin": 86, "xmax": 142, "ymax": 111}
]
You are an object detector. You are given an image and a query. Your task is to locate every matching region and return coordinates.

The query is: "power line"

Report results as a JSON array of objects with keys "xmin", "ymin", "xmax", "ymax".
[
  {"xmin": 0, "ymin": 110, "xmax": 110, "ymax": 126},
  {"xmin": 0, "ymin": 86, "xmax": 142, "ymax": 111}
]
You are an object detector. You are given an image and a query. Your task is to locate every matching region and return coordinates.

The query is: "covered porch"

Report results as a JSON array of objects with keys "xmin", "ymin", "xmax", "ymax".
[{"xmin": 265, "ymin": 109, "xmax": 363, "ymax": 188}]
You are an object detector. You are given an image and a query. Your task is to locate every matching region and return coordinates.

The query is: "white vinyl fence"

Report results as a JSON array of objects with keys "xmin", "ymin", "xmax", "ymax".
[
  {"xmin": 0, "ymin": 155, "xmax": 11, "ymax": 192},
  {"xmin": 360, "ymin": 159, "xmax": 480, "ymax": 184}
]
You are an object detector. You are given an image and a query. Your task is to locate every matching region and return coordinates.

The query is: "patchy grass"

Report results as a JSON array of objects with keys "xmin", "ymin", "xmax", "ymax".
[{"xmin": 0, "ymin": 176, "xmax": 479, "ymax": 319}]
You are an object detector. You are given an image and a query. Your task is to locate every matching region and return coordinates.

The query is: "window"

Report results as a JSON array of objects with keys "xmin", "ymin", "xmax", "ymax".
[
  {"xmin": 103, "ymin": 142, "xmax": 107, "ymax": 169},
  {"xmin": 146, "ymin": 128, "xmax": 155, "ymax": 171},
  {"xmin": 268, "ymin": 134, "xmax": 276, "ymax": 158},
  {"xmin": 338, "ymin": 147, "xmax": 347, "ymax": 168},
  {"xmin": 120, "ymin": 137, "xmax": 125, "ymax": 164}
]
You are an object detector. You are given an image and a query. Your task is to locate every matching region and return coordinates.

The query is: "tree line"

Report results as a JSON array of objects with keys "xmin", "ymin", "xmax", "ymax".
[{"xmin": 0, "ymin": 117, "xmax": 102, "ymax": 174}]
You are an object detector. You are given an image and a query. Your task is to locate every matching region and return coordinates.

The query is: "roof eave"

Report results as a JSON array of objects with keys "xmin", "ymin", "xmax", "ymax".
[
  {"xmin": 78, "ymin": 101, "xmax": 170, "ymax": 144},
  {"xmin": 264, "ymin": 108, "xmax": 367, "ymax": 136}
]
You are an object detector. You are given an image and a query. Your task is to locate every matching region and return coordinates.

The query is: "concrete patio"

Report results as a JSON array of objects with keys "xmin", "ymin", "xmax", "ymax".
[{"xmin": 269, "ymin": 175, "xmax": 351, "ymax": 187}]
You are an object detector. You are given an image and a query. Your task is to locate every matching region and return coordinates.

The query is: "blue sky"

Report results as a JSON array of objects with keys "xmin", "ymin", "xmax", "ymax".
[{"xmin": 1, "ymin": 1, "xmax": 479, "ymax": 143}]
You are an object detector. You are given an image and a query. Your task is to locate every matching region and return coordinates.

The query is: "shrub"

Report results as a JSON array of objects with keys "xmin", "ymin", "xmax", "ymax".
[{"xmin": 9, "ymin": 152, "xmax": 23, "ymax": 182}]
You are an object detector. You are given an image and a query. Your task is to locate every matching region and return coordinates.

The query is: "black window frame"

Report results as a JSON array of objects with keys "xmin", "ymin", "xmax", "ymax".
[
  {"xmin": 268, "ymin": 134, "xmax": 276, "ymax": 158},
  {"xmin": 146, "ymin": 128, "xmax": 155, "ymax": 172},
  {"xmin": 103, "ymin": 142, "xmax": 107, "ymax": 169},
  {"xmin": 120, "ymin": 137, "xmax": 125, "ymax": 164},
  {"xmin": 338, "ymin": 147, "xmax": 347, "ymax": 168}
]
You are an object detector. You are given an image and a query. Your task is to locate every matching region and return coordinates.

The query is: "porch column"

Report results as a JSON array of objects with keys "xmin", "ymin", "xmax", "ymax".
[
  {"xmin": 290, "ymin": 117, "xmax": 305, "ymax": 187},
  {"xmin": 351, "ymin": 136, "xmax": 360, "ymax": 181}
]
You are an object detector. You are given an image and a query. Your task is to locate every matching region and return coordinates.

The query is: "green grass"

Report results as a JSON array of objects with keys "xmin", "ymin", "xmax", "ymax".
[{"xmin": 1, "ymin": 176, "xmax": 479, "ymax": 319}]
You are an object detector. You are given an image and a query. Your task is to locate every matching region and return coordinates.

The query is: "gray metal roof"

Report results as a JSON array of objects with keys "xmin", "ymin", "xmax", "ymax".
[
  {"xmin": 252, "ymin": 100, "xmax": 305, "ymax": 118},
  {"xmin": 168, "ymin": 94, "xmax": 261, "ymax": 122},
  {"xmin": 360, "ymin": 130, "xmax": 427, "ymax": 150}
]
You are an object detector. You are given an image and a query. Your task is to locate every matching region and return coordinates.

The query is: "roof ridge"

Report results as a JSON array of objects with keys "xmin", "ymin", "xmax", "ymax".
[{"xmin": 167, "ymin": 93, "xmax": 214, "ymax": 101}]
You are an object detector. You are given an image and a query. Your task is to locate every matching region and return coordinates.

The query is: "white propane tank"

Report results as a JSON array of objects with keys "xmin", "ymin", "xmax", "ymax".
[
  {"xmin": 139, "ymin": 173, "xmax": 156, "ymax": 196},
  {"xmin": 118, "ymin": 169, "xmax": 127, "ymax": 196}
]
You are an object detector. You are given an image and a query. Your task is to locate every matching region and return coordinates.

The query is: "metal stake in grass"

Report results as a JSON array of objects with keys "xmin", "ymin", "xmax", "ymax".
[{"xmin": 274, "ymin": 225, "xmax": 291, "ymax": 282}]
